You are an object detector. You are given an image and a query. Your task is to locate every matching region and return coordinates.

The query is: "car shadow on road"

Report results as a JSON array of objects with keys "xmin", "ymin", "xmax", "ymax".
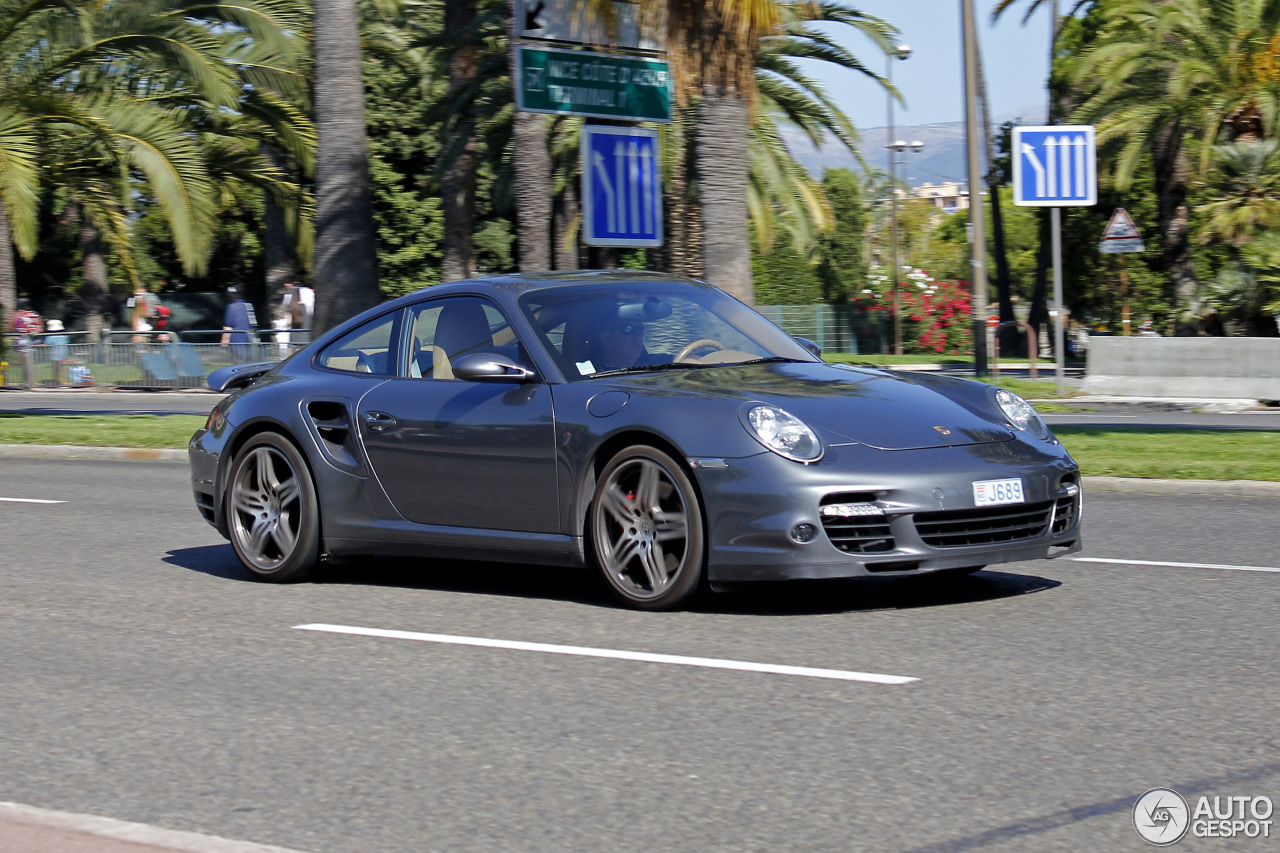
[
  {"xmin": 163, "ymin": 545, "xmax": 256, "ymax": 581},
  {"xmin": 699, "ymin": 569, "xmax": 1062, "ymax": 616},
  {"xmin": 162, "ymin": 545, "xmax": 618, "ymax": 605},
  {"xmin": 162, "ymin": 546, "xmax": 1060, "ymax": 615}
]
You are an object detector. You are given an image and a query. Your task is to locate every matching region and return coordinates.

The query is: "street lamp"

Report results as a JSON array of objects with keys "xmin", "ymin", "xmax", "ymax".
[{"xmin": 886, "ymin": 44, "xmax": 911, "ymax": 355}]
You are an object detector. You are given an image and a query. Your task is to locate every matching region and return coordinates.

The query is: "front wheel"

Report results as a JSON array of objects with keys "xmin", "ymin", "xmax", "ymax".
[
  {"xmin": 590, "ymin": 446, "xmax": 705, "ymax": 610},
  {"xmin": 225, "ymin": 432, "xmax": 320, "ymax": 582}
]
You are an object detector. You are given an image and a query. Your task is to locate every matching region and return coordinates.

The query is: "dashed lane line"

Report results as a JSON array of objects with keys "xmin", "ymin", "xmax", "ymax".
[
  {"xmin": 0, "ymin": 497, "xmax": 65, "ymax": 504},
  {"xmin": 1071, "ymin": 557, "xmax": 1280, "ymax": 574},
  {"xmin": 294, "ymin": 623, "xmax": 919, "ymax": 685}
]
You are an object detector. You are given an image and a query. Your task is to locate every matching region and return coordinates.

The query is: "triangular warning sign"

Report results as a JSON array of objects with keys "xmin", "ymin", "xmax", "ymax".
[{"xmin": 1102, "ymin": 208, "xmax": 1140, "ymax": 240}]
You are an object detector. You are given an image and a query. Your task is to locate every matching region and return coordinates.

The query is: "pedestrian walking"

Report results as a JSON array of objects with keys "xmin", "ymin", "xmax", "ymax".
[
  {"xmin": 9, "ymin": 297, "xmax": 43, "ymax": 388},
  {"xmin": 43, "ymin": 319, "xmax": 70, "ymax": 385},
  {"xmin": 126, "ymin": 284, "xmax": 159, "ymax": 343},
  {"xmin": 220, "ymin": 286, "xmax": 258, "ymax": 363}
]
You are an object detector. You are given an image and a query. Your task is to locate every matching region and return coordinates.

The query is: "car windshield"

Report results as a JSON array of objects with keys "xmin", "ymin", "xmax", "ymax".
[{"xmin": 517, "ymin": 279, "xmax": 816, "ymax": 381}]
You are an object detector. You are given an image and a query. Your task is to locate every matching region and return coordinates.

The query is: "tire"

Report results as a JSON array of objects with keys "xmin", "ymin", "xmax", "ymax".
[
  {"xmin": 589, "ymin": 446, "xmax": 705, "ymax": 611},
  {"xmin": 225, "ymin": 432, "xmax": 320, "ymax": 582}
]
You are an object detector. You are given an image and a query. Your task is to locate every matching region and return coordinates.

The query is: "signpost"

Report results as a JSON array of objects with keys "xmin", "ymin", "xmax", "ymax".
[
  {"xmin": 1099, "ymin": 208, "xmax": 1145, "ymax": 336},
  {"xmin": 1012, "ymin": 125, "xmax": 1097, "ymax": 394},
  {"xmin": 515, "ymin": 45, "xmax": 672, "ymax": 122},
  {"xmin": 581, "ymin": 125, "xmax": 662, "ymax": 247},
  {"xmin": 515, "ymin": 0, "xmax": 662, "ymax": 52}
]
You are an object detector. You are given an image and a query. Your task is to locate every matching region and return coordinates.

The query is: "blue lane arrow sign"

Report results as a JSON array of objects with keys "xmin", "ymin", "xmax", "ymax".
[
  {"xmin": 581, "ymin": 125, "xmax": 663, "ymax": 248},
  {"xmin": 1012, "ymin": 125, "xmax": 1096, "ymax": 207}
]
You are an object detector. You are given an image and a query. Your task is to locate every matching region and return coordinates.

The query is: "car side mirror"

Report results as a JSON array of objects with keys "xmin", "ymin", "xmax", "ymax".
[
  {"xmin": 451, "ymin": 352, "xmax": 536, "ymax": 383},
  {"xmin": 793, "ymin": 336, "xmax": 822, "ymax": 358}
]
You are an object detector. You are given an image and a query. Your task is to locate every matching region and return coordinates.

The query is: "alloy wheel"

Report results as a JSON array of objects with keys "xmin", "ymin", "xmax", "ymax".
[
  {"xmin": 229, "ymin": 445, "xmax": 303, "ymax": 572},
  {"xmin": 594, "ymin": 453, "xmax": 696, "ymax": 603}
]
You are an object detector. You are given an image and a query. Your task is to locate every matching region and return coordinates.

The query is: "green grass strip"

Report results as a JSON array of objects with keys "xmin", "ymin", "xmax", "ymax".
[
  {"xmin": 1054, "ymin": 427, "xmax": 1280, "ymax": 481},
  {"xmin": 2, "ymin": 416, "xmax": 1276, "ymax": 483},
  {"xmin": 0, "ymin": 413, "xmax": 206, "ymax": 448}
]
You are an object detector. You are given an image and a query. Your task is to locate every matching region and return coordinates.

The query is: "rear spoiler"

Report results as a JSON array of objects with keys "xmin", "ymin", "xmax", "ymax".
[{"xmin": 208, "ymin": 362, "xmax": 276, "ymax": 393}]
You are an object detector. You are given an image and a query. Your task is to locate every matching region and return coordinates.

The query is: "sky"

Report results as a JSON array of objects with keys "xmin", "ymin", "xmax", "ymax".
[{"xmin": 806, "ymin": 0, "xmax": 1055, "ymax": 131}]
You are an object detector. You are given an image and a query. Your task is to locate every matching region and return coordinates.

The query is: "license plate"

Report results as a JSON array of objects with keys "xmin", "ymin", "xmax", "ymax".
[{"xmin": 973, "ymin": 478, "xmax": 1024, "ymax": 507}]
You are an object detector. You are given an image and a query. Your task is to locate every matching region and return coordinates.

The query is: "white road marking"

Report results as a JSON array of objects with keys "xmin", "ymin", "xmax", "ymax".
[
  {"xmin": 0, "ymin": 800, "xmax": 315, "ymax": 853},
  {"xmin": 294, "ymin": 623, "xmax": 919, "ymax": 685},
  {"xmin": 1071, "ymin": 557, "xmax": 1280, "ymax": 574},
  {"xmin": 0, "ymin": 497, "xmax": 65, "ymax": 504}
]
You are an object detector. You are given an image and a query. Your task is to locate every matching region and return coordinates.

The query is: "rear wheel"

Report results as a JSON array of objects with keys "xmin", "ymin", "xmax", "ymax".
[
  {"xmin": 226, "ymin": 433, "xmax": 320, "ymax": 582},
  {"xmin": 590, "ymin": 446, "xmax": 704, "ymax": 611}
]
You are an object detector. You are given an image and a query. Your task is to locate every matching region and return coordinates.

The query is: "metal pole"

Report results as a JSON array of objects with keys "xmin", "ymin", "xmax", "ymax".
[
  {"xmin": 1051, "ymin": 206, "xmax": 1065, "ymax": 395},
  {"xmin": 961, "ymin": 0, "xmax": 988, "ymax": 376},
  {"xmin": 887, "ymin": 54, "xmax": 902, "ymax": 356},
  {"xmin": 1120, "ymin": 254, "xmax": 1130, "ymax": 336}
]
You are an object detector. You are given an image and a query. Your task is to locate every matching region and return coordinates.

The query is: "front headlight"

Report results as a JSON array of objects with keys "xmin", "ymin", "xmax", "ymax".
[
  {"xmin": 742, "ymin": 404, "xmax": 823, "ymax": 462},
  {"xmin": 995, "ymin": 389, "xmax": 1050, "ymax": 439}
]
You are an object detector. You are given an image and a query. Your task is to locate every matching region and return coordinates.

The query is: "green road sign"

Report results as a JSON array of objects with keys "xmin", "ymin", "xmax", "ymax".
[{"xmin": 516, "ymin": 46, "xmax": 672, "ymax": 123}]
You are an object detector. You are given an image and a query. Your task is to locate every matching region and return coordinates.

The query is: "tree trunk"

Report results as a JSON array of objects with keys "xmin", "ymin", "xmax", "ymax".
[
  {"xmin": 653, "ymin": 107, "xmax": 701, "ymax": 278},
  {"xmin": 312, "ymin": 0, "xmax": 383, "ymax": 336},
  {"xmin": 1152, "ymin": 126, "xmax": 1197, "ymax": 331},
  {"xmin": 975, "ymin": 44, "xmax": 1018, "ymax": 353},
  {"xmin": 554, "ymin": 174, "xmax": 579, "ymax": 270},
  {"xmin": 512, "ymin": 112, "xmax": 552, "ymax": 271},
  {"xmin": 696, "ymin": 90, "xmax": 751, "ymax": 302},
  {"xmin": 262, "ymin": 145, "xmax": 300, "ymax": 323},
  {"xmin": 80, "ymin": 218, "xmax": 108, "ymax": 342},
  {"xmin": 0, "ymin": 206, "xmax": 14, "ymax": 333},
  {"xmin": 441, "ymin": 0, "xmax": 478, "ymax": 281}
]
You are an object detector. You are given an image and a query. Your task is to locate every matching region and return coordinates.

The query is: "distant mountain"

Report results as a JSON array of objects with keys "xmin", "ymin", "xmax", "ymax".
[{"xmin": 782, "ymin": 104, "xmax": 1047, "ymax": 187}]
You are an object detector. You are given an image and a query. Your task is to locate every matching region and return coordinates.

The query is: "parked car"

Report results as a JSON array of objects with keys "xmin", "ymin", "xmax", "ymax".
[{"xmin": 189, "ymin": 272, "xmax": 1082, "ymax": 610}]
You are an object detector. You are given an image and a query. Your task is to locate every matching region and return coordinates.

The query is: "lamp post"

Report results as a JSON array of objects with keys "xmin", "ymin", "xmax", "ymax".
[{"xmin": 886, "ymin": 43, "xmax": 911, "ymax": 355}]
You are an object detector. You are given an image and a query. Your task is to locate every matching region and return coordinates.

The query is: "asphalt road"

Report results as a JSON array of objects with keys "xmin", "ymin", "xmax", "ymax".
[{"xmin": 2, "ymin": 458, "xmax": 1278, "ymax": 853}]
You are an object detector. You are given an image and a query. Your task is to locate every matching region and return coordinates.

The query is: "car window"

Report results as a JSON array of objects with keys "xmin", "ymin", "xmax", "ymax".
[
  {"xmin": 403, "ymin": 296, "xmax": 526, "ymax": 380},
  {"xmin": 316, "ymin": 312, "xmax": 399, "ymax": 375},
  {"xmin": 519, "ymin": 281, "xmax": 813, "ymax": 380}
]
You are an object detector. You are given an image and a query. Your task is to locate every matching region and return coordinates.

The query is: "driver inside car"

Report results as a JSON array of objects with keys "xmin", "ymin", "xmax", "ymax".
[{"xmin": 590, "ymin": 304, "xmax": 673, "ymax": 373}]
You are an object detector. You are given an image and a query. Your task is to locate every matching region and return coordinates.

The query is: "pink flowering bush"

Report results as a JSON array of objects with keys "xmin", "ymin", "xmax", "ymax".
[{"xmin": 851, "ymin": 275, "xmax": 973, "ymax": 356}]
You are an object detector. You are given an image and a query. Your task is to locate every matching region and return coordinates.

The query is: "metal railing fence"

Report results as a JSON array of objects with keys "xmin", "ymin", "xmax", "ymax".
[
  {"xmin": 2, "ymin": 307, "xmax": 895, "ymax": 388},
  {"xmin": 1, "ymin": 329, "xmax": 309, "ymax": 390},
  {"xmin": 753, "ymin": 305, "xmax": 890, "ymax": 355}
]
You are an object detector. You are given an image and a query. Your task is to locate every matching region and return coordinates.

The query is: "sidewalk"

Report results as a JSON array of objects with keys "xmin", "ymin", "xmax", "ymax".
[{"xmin": 0, "ymin": 802, "xmax": 312, "ymax": 853}]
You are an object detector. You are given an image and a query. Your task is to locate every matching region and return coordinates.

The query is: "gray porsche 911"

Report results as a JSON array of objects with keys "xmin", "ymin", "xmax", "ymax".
[{"xmin": 189, "ymin": 271, "xmax": 1081, "ymax": 610}]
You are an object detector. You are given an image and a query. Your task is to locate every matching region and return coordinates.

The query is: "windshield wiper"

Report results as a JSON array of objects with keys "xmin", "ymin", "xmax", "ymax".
[
  {"xmin": 591, "ymin": 362, "xmax": 708, "ymax": 378},
  {"xmin": 734, "ymin": 356, "xmax": 811, "ymax": 366}
]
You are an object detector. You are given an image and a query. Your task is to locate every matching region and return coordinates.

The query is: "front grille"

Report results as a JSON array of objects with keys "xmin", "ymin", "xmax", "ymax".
[
  {"xmin": 819, "ymin": 493, "xmax": 894, "ymax": 553},
  {"xmin": 914, "ymin": 500, "xmax": 1054, "ymax": 548},
  {"xmin": 1052, "ymin": 493, "xmax": 1079, "ymax": 534}
]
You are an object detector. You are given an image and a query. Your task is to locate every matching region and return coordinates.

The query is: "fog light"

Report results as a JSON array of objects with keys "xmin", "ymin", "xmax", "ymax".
[{"xmin": 790, "ymin": 523, "xmax": 819, "ymax": 544}]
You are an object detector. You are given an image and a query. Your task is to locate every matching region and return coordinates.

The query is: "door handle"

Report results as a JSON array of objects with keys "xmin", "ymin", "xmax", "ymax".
[{"xmin": 362, "ymin": 411, "xmax": 397, "ymax": 432}]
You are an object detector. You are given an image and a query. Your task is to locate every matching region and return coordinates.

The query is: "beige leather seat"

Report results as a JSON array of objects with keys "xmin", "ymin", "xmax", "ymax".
[{"xmin": 432, "ymin": 301, "xmax": 494, "ymax": 380}]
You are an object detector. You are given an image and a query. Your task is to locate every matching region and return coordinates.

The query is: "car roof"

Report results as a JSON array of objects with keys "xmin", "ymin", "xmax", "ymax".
[{"xmin": 409, "ymin": 270, "xmax": 705, "ymax": 299}]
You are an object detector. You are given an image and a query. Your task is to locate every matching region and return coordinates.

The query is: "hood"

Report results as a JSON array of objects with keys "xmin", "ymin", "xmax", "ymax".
[{"xmin": 613, "ymin": 362, "xmax": 1015, "ymax": 450}]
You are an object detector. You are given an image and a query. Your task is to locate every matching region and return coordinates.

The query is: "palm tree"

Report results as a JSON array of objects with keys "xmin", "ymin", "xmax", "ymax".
[
  {"xmin": 313, "ymin": 0, "xmax": 384, "ymax": 333},
  {"xmin": 1199, "ymin": 139, "xmax": 1280, "ymax": 247},
  {"xmin": 1069, "ymin": 0, "xmax": 1280, "ymax": 318},
  {"xmin": 749, "ymin": 1, "xmax": 891, "ymax": 255},
  {"xmin": 0, "ymin": 0, "xmax": 243, "ymax": 328}
]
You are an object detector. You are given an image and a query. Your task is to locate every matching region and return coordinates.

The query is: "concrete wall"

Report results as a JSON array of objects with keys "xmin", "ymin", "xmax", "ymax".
[{"xmin": 1083, "ymin": 337, "xmax": 1280, "ymax": 399}]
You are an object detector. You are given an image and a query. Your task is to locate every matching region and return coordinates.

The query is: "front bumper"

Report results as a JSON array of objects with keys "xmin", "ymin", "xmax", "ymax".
[{"xmin": 693, "ymin": 440, "xmax": 1081, "ymax": 583}]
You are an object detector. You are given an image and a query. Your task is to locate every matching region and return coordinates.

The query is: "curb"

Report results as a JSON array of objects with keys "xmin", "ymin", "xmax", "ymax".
[
  {"xmin": 2, "ymin": 444, "xmax": 1278, "ymax": 496},
  {"xmin": 0, "ymin": 444, "xmax": 187, "ymax": 461},
  {"xmin": 0, "ymin": 801, "xmax": 314, "ymax": 853},
  {"xmin": 1082, "ymin": 476, "xmax": 1280, "ymax": 497}
]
